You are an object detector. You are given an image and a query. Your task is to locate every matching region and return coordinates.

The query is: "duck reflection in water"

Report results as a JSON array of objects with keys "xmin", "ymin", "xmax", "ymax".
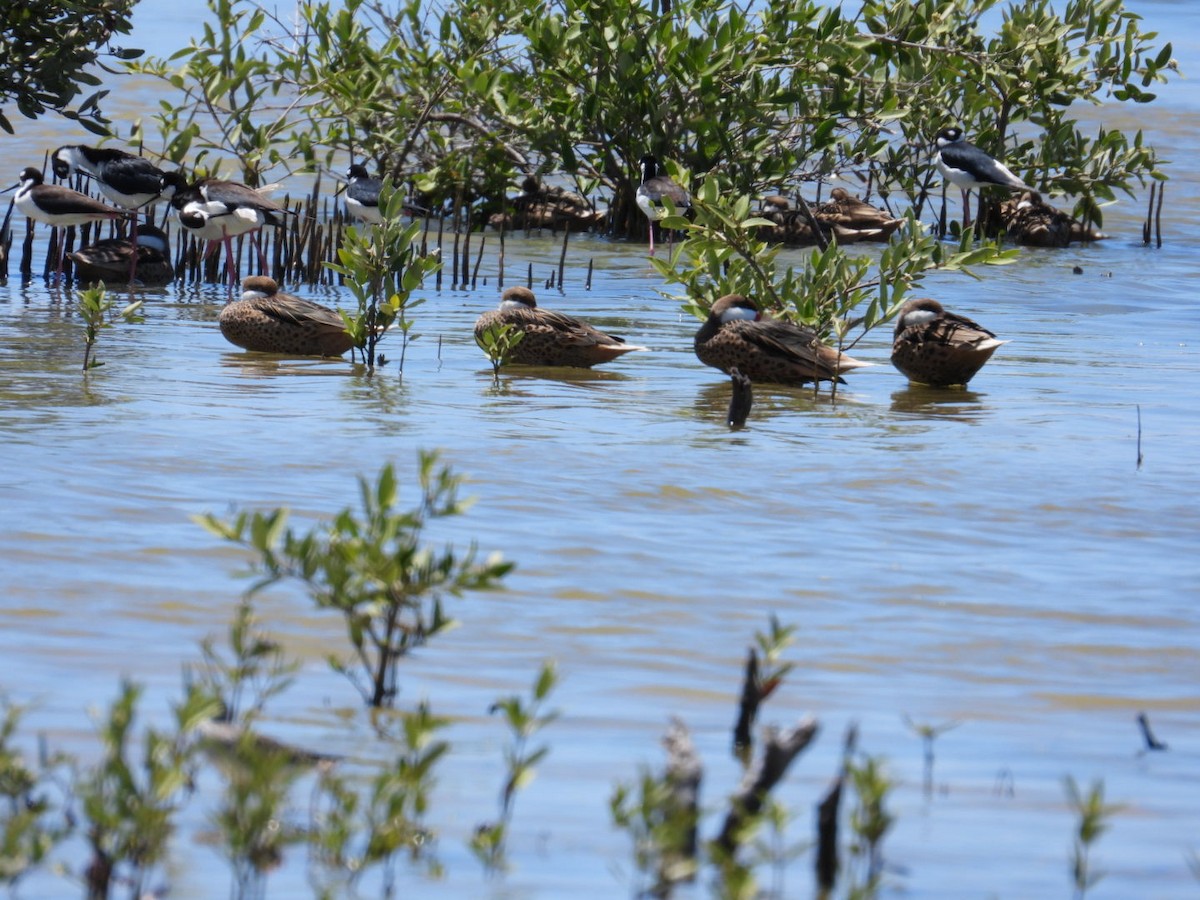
[{"xmin": 890, "ymin": 383, "xmax": 991, "ymax": 421}]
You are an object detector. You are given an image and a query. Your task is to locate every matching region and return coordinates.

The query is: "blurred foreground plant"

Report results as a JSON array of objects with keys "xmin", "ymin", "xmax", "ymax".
[
  {"xmin": 0, "ymin": 699, "xmax": 73, "ymax": 892},
  {"xmin": 310, "ymin": 702, "xmax": 450, "ymax": 897},
  {"xmin": 1066, "ymin": 776, "xmax": 1123, "ymax": 900},
  {"xmin": 79, "ymin": 680, "xmax": 217, "ymax": 900},
  {"xmin": 471, "ymin": 662, "xmax": 558, "ymax": 874},
  {"xmin": 197, "ymin": 452, "xmax": 512, "ymax": 708}
]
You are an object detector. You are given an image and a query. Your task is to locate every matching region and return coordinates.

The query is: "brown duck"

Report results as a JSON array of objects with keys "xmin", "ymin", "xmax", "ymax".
[
  {"xmin": 474, "ymin": 286, "xmax": 648, "ymax": 368},
  {"xmin": 694, "ymin": 294, "xmax": 872, "ymax": 386},
  {"xmin": 71, "ymin": 224, "xmax": 174, "ymax": 287},
  {"xmin": 219, "ymin": 276, "xmax": 354, "ymax": 356},
  {"xmin": 890, "ymin": 298, "xmax": 1008, "ymax": 387}
]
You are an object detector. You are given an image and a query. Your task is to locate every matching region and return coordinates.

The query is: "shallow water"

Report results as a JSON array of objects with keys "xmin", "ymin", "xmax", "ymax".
[{"xmin": 2, "ymin": 1, "xmax": 1199, "ymax": 897}]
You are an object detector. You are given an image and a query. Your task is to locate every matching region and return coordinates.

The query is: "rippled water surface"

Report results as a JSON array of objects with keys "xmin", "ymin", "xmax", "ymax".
[{"xmin": 1, "ymin": 1, "xmax": 1199, "ymax": 897}]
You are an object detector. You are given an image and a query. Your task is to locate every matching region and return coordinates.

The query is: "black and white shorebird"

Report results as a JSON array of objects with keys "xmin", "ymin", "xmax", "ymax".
[
  {"xmin": 51, "ymin": 145, "xmax": 176, "ymax": 282},
  {"xmin": 164, "ymin": 172, "xmax": 291, "ymax": 287},
  {"xmin": 636, "ymin": 154, "xmax": 691, "ymax": 257},
  {"xmin": 344, "ymin": 163, "xmax": 385, "ymax": 225},
  {"xmin": 4, "ymin": 166, "xmax": 124, "ymax": 280},
  {"xmin": 343, "ymin": 164, "xmax": 424, "ymax": 225},
  {"xmin": 934, "ymin": 127, "xmax": 1033, "ymax": 229}
]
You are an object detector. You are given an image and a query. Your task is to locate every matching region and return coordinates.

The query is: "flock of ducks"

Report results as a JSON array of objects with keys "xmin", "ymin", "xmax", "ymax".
[{"xmin": 5, "ymin": 128, "xmax": 1047, "ymax": 390}]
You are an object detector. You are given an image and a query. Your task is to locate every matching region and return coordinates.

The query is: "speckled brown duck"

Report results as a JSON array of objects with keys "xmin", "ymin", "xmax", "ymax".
[
  {"xmin": 489, "ymin": 176, "xmax": 605, "ymax": 232},
  {"xmin": 890, "ymin": 298, "xmax": 1008, "ymax": 387},
  {"xmin": 219, "ymin": 276, "xmax": 354, "ymax": 357},
  {"xmin": 474, "ymin": 286, "xmax": 648, "ymax": 368},
  {"xmin": 70, "ymin": 224, "xmax": 174, "ymax": 287},
  {"xmin": 998, "ymin": 191, "xmax": 1105, "ymax": 248},
  {"xmin": 756, "ymin": 190, "xmax": 901, "ymax": 246},
  {"xmin": 813, "ymin": 188, "xmax": 903, "ymax": 240},
  {"xmin": 694, "ymin": 294, "xmax": 872, "ymax": 386}
]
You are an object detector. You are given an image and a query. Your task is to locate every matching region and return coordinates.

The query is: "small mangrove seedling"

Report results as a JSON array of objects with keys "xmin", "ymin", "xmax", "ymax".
[
  {"xmin": 1065, "ymin": 776, "xmax": 1123, "ymax": 900},
  {"xmin": 471, "ymin": 661, "xmax": 559, "ymax": 874},
  {"xmin": 77, "ymin": 283, "xmax": 144, "ymax": 370},
  {"xmin": 328, "ymin": 180, "xmax": 440, "ymax": 374},
  {"xmin": 902, "ymin": 714, "xmax": 960, "ymax": 798},
  {"xmin": 196, "ymin": 452, "xmax": 513, "ymax": 708},
  {"xmin": 474, "ymin": 320, "xmax": 525, "ymax": 379}
]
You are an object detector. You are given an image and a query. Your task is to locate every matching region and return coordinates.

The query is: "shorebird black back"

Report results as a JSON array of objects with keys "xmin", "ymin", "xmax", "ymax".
[
  {"xmin": 934, "ymin": 127, "xmax": 1033, "ymax": 229},
  {"xmin": 636, "ymin": 154, "xmax": 690, "ymax": 256}
]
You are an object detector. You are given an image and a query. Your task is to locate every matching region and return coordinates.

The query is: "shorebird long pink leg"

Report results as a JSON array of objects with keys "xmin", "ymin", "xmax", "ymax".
[
  {"xmin": 251, "ymin": 230, "xmax": 268, "ymax": 273},
  {"xmin": 221, "ymin": 229, "xmax": 239, "ymax": 290},
  {"xmin": 127, "ymin": 215, "xmax": 140, "ymax": 283},
  {"xmin": 961, "ymin": 189, "xmax": 973, "ymax": 229}
]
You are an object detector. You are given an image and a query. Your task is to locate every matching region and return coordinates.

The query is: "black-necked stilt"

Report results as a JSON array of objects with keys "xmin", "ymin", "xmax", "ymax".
[
  {"xmin": 51, "ymin": 145, "xmax": 176, "ymax": 283},
  {"xmin": 934, "ymin": 127, "xmax": 1033, "ymax": 229},
  {"xmin": 71, "ymin": 224, "xmax": 174, "ymax": 287},
  {"xmin": 5, "ymin": 166, "xmax": 124, "ymax": 280},
  {"xmin": 636, "ymin": 155, "xmax": 690, "ymax": 257},
  {"xmin": 345, "ymin": 164, "xmax": 385, "ymax": 225},
  {"xmin": 343, "ymin": 164, "xmax": 425, "ymax": 225},
  {"xmin": 164, "ymin": 173, "xmax": 291, "ymax": 287}
]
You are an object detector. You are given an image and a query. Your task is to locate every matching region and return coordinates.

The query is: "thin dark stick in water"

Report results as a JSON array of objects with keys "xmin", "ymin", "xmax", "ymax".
[
  {"xmin": 1136, "ymin": 404, "xmax": 1144, "ymax": 470},
  {"xmin": 526, "ymin": 262, "xmax": 533, "ymax": 288},
  {"xmin": 585, "ymin": 257, "xmax": 593, "ymax": 291},
  {"xmin": 460, "ymin": 206, "xmax": 472, "ymax": 290},
  {"xmin": 793, "ymin": 193, "xmax": 828, "ymax": 252},
  {"xmin": 557, "ymin": 226, "xmax": 570, "ymax": 289},
  {"xmin": 1142, "ymin": 183, "xmax": 1154, "ymax": 245},
  {"xmin": 471, "ymin": 232, "xmax": 486, "ymax": 290},
  {"xmin": 1155, "ymin": 180, "xmax": 1164, "ymax": 248},
  {"xmin": 21, "ymin": 217, "xmax": 33, "ymax": 281},
  {"xmin": 1137, "ymin": 711, "xmax": 1167, "ymax": 752},
  {"xmin": 498, "ymin": 224, "xmax": 505, "ymax": 289}
]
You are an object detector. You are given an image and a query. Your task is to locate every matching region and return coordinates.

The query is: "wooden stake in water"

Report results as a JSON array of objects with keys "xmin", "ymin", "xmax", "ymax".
[
  {"xmin": 497, "ymin": 224, "xmax": 505, "ymax": 289},
  {"xmin": 1136, "ymin": 404, "xmax": 1144, "ymax": 470},
  {"xmin": 557, "ymin": 226, "xmax": 570, "ymax": 289},
  {"xmin": 471, "ymin": 232, "xmax": 486, "ymax": 289}
]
